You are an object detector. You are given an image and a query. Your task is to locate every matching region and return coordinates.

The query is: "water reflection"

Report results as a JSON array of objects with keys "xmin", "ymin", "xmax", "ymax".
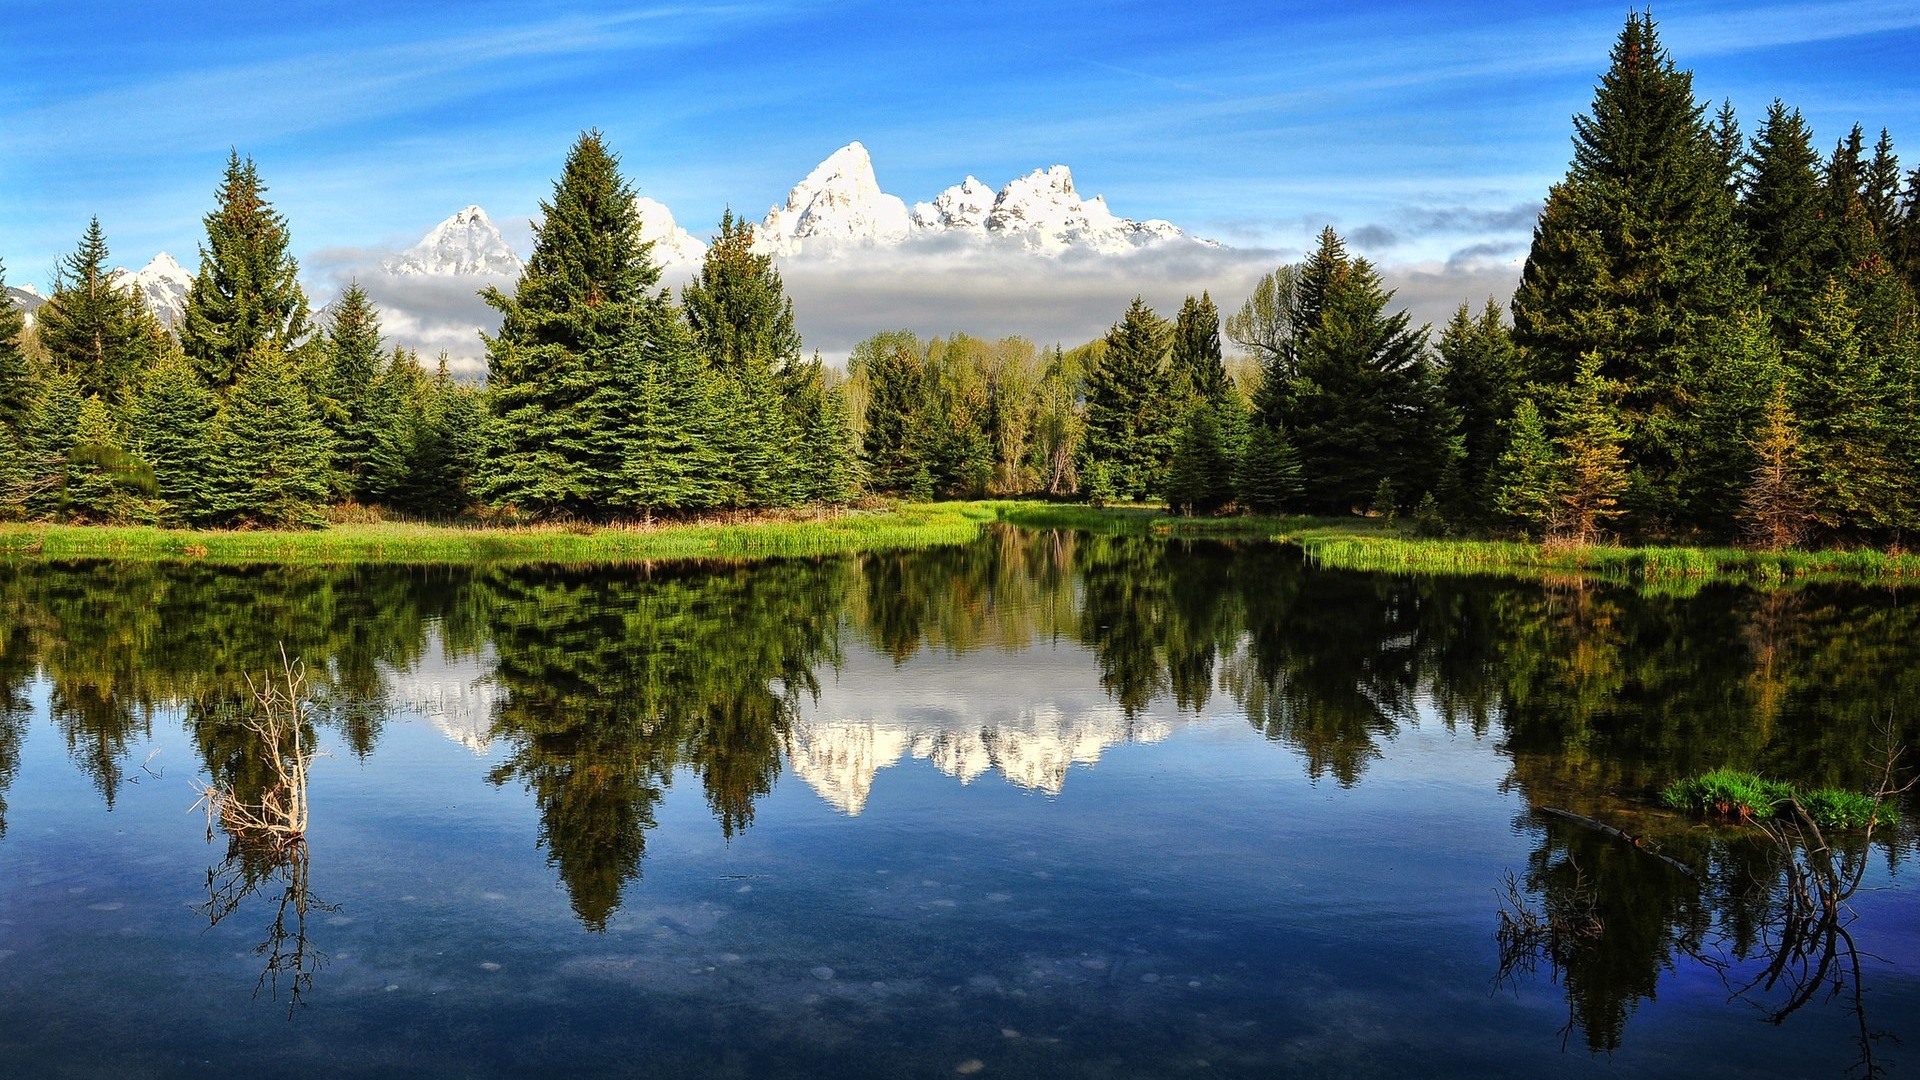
[{"xmin": 0, "ymin": 532, "xmax": 1915, "ymax": 1060}]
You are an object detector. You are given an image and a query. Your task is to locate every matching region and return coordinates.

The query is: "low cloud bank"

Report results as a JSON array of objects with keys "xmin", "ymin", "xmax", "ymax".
[{"xmin": 303, "ymin": 234, "xmax": 1522, "ymax": 374}]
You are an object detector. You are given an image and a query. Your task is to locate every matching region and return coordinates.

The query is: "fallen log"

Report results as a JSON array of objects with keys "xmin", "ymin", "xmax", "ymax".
[{"xmin": 1539, "ymin": 807, "xmax": 1698, "ymax": 879}]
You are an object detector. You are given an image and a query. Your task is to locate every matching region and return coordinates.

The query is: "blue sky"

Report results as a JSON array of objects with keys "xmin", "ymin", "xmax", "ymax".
[{"xmin": 4, "ymin": 1, "xmax": 1919, "ymax": 354}]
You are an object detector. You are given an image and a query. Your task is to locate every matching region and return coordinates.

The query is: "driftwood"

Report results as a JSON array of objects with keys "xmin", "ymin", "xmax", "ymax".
[{"xmin": 1538, "ymin": 807, "xmax": 1698, "ymax": 879}]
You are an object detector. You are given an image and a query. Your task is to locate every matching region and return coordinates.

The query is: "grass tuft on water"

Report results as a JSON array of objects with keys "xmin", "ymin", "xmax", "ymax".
[{"xmin": 1661, "ymin": 768, "xmax": 1896, "ymax": 830}]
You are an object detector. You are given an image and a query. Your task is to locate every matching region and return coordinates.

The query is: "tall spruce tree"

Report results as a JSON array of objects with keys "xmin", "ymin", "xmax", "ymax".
[
  {"xmin": 1739, "ymin": 382, "xmax": 1813, "ymax": 550},
  {"xmin": 1740, "ymin": 101, "xmax": 1826, "ymax": 338},
  {"xmin": 320, "ymin": 283, "xmax": 385, "ymax": 501},
  {"xmin": 130, "ymin": 353, "xmax": 218, "ymax": 523},
  {"xmin": 1260, "ymin": 228, "xmax": 1440, "ymax": 512},
  {"xmin": 179, "ymin": 153, "xmax": 311, "ymax": 391},
  {"xmin": 479, "ymin": 131, "xmax": 659, "ymax": 516},
  {"xmin": 1554, "ymin": 353, "xmax": 1631, "ymax": 545},
  {"xmin": 601, "ymin": 304, "xmax": 728, "ymax": 515},
  {"xmin": 0, "ymin": 258, "xmax": 32, "ymax": 438},
  {"xmin": 1511, "ymin": 13, "xmax": 1753, "ymax": 530},
  {"xmin": 1492, "ymin": 398, "xmax": 1561, "ymax": 538},
  {"xmin": 862, "ymin": 344, "xmax": 930, "ymax": 495},
  {"xmin": 34, "ymin": 219, "xmax": 162, "ymax": 405},
  {"xmin": 1081, "ymin": 298, "xmax": 1175, "ymax": 502},
  {"xmin": 682, "ymin": 210, "xmax": 801, "ymax": 378},
  {"xmin": 1787, "ymin": 278, "xmax": 1899, "ymax": 535},
  {"xmin": 202, "ymin": 347, "xmax": 336, "ymax": 527},
  {"xmin": 1437, "ymin": 299, "xmax": 1523, "ymax": 516}
]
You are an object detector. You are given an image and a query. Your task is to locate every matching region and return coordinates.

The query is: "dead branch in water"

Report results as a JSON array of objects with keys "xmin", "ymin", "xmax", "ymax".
[
  {"xmin": 1537, "ymin": 807, "xmax": 1698, "ymax": 879},
  {"xmin": 190, "ymin": 648, "xmax": 318, "ymax": 851}
]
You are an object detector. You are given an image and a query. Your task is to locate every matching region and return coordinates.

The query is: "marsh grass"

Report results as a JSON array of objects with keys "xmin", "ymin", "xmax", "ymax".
[
  {"xmin": 0, "ymin": 502, "xmax": 1012, "ymax": 565},
  {"xmin": 1661, "ymin": 768, "xmax": 1896, "ymax": 830}
]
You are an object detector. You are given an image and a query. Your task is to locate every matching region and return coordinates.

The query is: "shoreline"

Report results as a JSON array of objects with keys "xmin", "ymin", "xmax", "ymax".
[{"xmin": 4, "ymin": 502, "xmax": 1917, "ymax": 587}]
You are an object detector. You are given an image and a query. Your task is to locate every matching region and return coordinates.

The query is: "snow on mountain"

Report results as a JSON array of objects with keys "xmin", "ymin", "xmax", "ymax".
[
  {"xmin": 4, "ymin": 282, "xmax": 43, "ymax": 326},
  {"xmin": 753, "ymin": 142, "xmax": 913, "ymax": 257},
  {"xmin": 110, "ymin": 252, "xmax": 194, "ymax": 327},
  {"xmin": 384, "ymin": 205, "xmax": 523, "ymax": 277},
  {"xmin": 910, "ymin": 175, "xmax": 996, "ymax": 234},
  {"xmin": 635, "ymin": 196, "xmax": 707, "ymax": 268},
  {"xmin": 980, "ymin": 165, "xmax": 1194, "ymax": 253},
  {"xmin": 754, "ymin": 143, "xmax": 1207, "ymax": 257}
]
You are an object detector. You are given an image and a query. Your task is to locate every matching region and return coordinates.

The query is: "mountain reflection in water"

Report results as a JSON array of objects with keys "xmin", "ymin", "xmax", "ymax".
[{"xmin": 0, "ymin": 525, "xmax": 1914, "ymax": 1075}]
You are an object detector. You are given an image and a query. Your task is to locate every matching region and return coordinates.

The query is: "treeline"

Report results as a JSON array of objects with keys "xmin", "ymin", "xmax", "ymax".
[
  {"xmin": 0, "ymin": 137, "xmax": 858, "ymax": 526},
  {"xmin": 4, "ymin": 13, "xmax": 1919, "ymax": 542},
  {"xmin": 845, "ymin": 14, "xmax": 1920, "ymax": 547}
]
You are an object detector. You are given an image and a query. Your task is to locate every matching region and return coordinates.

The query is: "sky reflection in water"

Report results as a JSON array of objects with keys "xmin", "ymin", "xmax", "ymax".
[{"xmin": 0, "ymin": 529, "xmax": 1915, "ymax": 1078}]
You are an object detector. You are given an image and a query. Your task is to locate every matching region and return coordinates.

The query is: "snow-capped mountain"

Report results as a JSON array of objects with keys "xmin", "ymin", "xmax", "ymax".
[
  {"xmin": 110, "ymin": 252, "xmax": 194, "ymax": 327},
  {"xmin": 754, "ymin": 142, "xmax": 913, "ymax": 257},
  {"xmin": 635, "ymin": 196, "xmax": 707, "ymax": 268},
  {"xmin": 753, "ymin": 142, "xmax": 1206, "ymax": 257},
  {"xmin": 978, "ymin": 165, "xmax": 1191, "ymax": 254},
  {"xmin": 384, "ymin": 205, "xmax": 523, "ymax": 277},
  {"xmin": 4, "ymin": 282, "xmax": 43, "ymax": 326}
]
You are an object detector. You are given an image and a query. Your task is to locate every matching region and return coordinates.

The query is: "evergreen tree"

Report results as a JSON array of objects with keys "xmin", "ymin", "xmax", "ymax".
[
  {"xmin": 790, "ymin": 362, "xmax": 859, "ymax": 505},
  {"xmin": 1684, "ymin": 310, "xmax": 1783, "ymax": 535},
  {"xmin": 129, "ymin": 353, "xmax": 218, "ymax": 523},
  {"xmin": 1081, "ymin": 297, "xmax": 1175, "ymax": 502},
  {"xmin": 1555, "ymin": 353, "xmax": 1631, "ymax": 545},
  {"xmin": 1168, "ymin": 293, "xmax": 1228, "ymax": 405},
  {"xmin": 1512, "ymin": 13, "xmax": 1753, "ymax": 529},
  {"xmin": 59, "ymin": 397, "xmax": 156, "ymax": 524},
  {"xmin": 862, "ymin": 343, "xmax": 930, "ymax": 495},
  {"xmin": 1262, "ymin": 229, "xmax": 1440, "ymax": 512},
  {"xmin": 202, "ymin": 348, "xmax": 336, "ymax": 527},
  {"xmin": 1493, "ymin": 398, "xmax": 1561, "ymax": 538},
  {"xmin": 1739, "ymin": 382, "xmax": 1813, "ymax": 550},
  {"xmin": 602, "ymin": 305, "xmax": 728, "ymax": 515},
  {"xmin": 179, "ymin": 153, "xmax": 311, "ymax": 391},
  {"xmin": 34, "ymin": 219, "xmax": 161, "ymax": 404},
  {"xmin": 479, "ymin": 131, "xmax": 658, "ymax": 516},
  {"xmin": 1234, "ymin": 423, "xmax": 1304, "ymax": 515},
  {"xmin": 15, "ymin": 370, "xmax": 86, "ymax": 519},
  {"xmin": 1437, "ymin": 299, "xmax": 1523, "ymax": 515},
  {"xmin": 1164, "ymin": 397, "xmax": 1240, "ymax": 515},
  {"xmin": 1817, "ymin": 125, "xmax": 1877, "ymax": 280},
  {"xmin": 681, "ymin": 210, "xmax": 801, "ymax": 378},
  {"xmin": 1863, "ymin": 129, "xmax": 1903, "ymax": 245},
  {"xmin": 0, "ymin": 258, "xmax": 33, "ymax": 437},
  {"xmin": 1739, "ymin": 101, "xmax": 1826, "ymax": 337},
  {"xmin": 320, "ymin": 283, "xmax": 385, "ymax": 500},
  {"xmin": 1787, "ymin": 278, "xmax": 1899, "ymax": 535}
]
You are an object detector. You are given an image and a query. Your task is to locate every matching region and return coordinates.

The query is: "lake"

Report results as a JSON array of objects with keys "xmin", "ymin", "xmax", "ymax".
[{"xmin": 0, "ymin": 526, "xmax": 1915, "ymax": 1078}]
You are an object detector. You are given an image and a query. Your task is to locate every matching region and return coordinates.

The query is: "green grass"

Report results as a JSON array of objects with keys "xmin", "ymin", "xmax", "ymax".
[
  {"xmin": 1280, "ymin": 527, "xmax": 1920, "ymax": 590},
  {"xmin": 1661, "ymin": 768, "xmax": 1896, "ymax": 831},
  {"xmin": 0, "ymin": 502, "xmax": 1013, "ymax": 565}
]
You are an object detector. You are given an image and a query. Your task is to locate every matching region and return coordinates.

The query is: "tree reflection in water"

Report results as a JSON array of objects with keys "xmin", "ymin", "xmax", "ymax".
[{"xmin": 0, "ymin": 532, "xmax": 1912, "ymax": 1050}]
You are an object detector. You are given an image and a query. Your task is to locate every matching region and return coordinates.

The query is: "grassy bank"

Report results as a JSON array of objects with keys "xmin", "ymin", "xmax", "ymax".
[
  {"xmin": 1280, "ymin": 526, "xmax": 1920, "ymax": 589},
  {"xmin": 0, "ymin": 502, "xmax": 1011, "ymax": 565}
]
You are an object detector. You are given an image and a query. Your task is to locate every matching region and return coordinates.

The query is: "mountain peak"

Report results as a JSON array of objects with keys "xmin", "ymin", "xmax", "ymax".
[
  {"xmin": 109, "ymin": 252, "xmax": 195, "ymax": 326},
  {"xmin": 755, "ymin": 142, "xmax": 912, "ymax": 256},
  {"xmin": 634, "ymin": 196, "xmax": 707, "ymax": 268},
  {"xmin": 385, "ymin": 205, "xmax": 522, "ymax": 277}
]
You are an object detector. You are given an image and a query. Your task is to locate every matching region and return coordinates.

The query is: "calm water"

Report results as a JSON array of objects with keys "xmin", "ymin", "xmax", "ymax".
[{"xmin": 0, "ymin": 529, "xmax": 1916, "ymax": 1078}]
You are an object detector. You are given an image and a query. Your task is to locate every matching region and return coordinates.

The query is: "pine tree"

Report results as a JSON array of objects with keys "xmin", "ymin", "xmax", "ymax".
[
  {"xmin": 15, "ymin": 369, "xmax": 86, "ymax": 519},
  {"xmin": 1555, "ymin": 353, "xmax": 1631, "ymax": 545},
  {"xmin": 129, "ymin": 353, "xmax": 218, "ymax": 523},
  {"xmin": 0, "ymin": 258, "xmax": 33, "ymax": 437},
  {"xmin": 1739, "ymin": 382, "xmax": 1813, "ymax": 550},
  {"xmin": 1787, "ymin": 278, "xmax": 1898, "ymax": 535},
  {"xmin": 1264, "ymin": 228, "xmax": 1441, "ymax": 512},
  {"xmin": 682, "ymin": 210, "xmax": 801, "ymax": 378},
  {"xmin": 319, "ymin": 283, "xmax": 385, "ymax": 500},
  {"xmin": 1864, "ymin": 129, "xmax": 1903, "ymax": 245},
  {"xmin": 59, "ymin": 397, "xmax": 156, "ymax": 524},
  {"xmin": 479, "ymin": 131, "xmax": 658, "ymax": 516},
  {"xmin": 862, "ymin": 344, "xmax": 930, "ymax": 495},
  {"xmin": 1512, "ymin": 13, "xmax": 1754, "ymax": 529},
  {"xmin": 1493, "ymin": 398, "xmax": 1561, "ymax": 538},
  {"xmin": 1081, "ymin": 297, "xmax": 1175, "ymax": 502},
  {"xmin": 1684, "ymin": 310, "xmax": 1783, "ymax": 535},
  {"xmin": 1437, "ymin": 299, "xmax": 1523, "ymax": 516},
  {"xmin": 602, "ymin": 305, "xmax": 728, "ymax": 516},
  {"xmin": 789, "ymin": 361, "xmax": 859, "ymax": 505},
  {"xmin": 1235, "ymin": 423, "xmax": 1304, "ymax": 515},
  {"xmin": 179, "ymin": 153, "xmax": 311, "ymax": 391},
  {"xmin": 1740, "ymin": 101, "xmax": 1826, "ymax": 338},
  {"xmin": 1168, "ymin": 293, "xmax": 1228, "ymax": 405},
  {"xmin": 1817, "ymin": 125, "xmax": 1878, "ymax": 280},
  {"xmin": 34, "ymin": 219, "xmax": 162, "ymax": 405},
  {"xmin": 202, "ymin": 347, "xmax": 336, "ymax": 527}
]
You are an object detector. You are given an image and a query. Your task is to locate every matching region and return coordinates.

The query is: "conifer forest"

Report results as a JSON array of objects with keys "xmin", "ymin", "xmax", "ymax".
[{"xmin": 4, "ymin": 14, "xmax": 1920, "ymax": 553}]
